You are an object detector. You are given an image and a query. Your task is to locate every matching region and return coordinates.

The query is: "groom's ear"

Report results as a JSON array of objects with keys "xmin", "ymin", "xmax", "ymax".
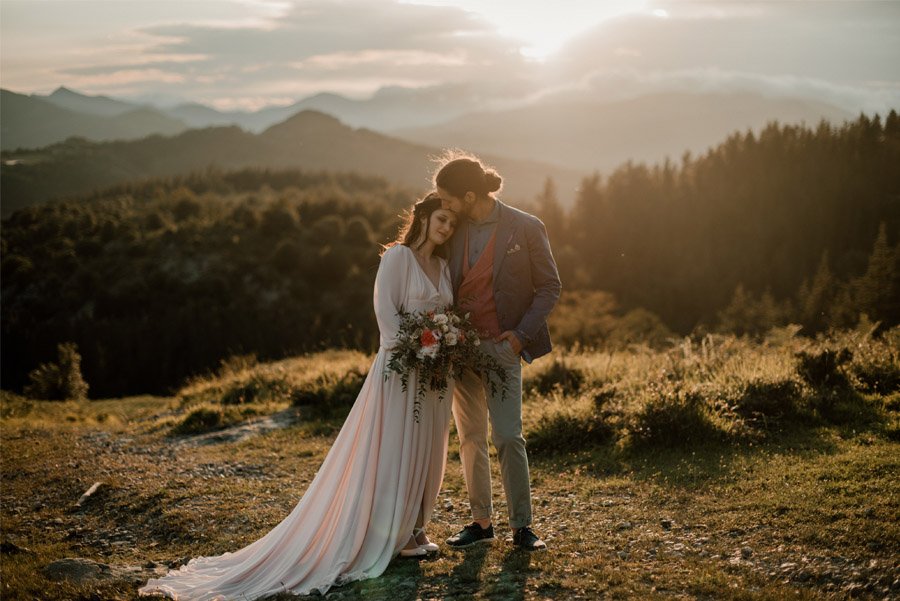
[{"xmin": 464, "ymin": 191, "xmax": 476, "ymax": 205}]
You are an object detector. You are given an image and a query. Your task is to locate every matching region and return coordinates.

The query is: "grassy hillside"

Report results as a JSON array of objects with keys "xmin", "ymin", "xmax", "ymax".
[{"xmin": 2, "ymin": 328, "xmax": 897, "ymax": 599}]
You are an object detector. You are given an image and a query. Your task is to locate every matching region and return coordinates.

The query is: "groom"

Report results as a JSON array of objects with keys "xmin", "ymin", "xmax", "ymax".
[{"xmin": 435, "ymin": 154, "xmax": 561, "ymax": 551}]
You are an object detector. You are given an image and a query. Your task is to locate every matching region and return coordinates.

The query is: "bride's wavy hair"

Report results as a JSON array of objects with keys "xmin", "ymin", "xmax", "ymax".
[{"xmin": 382, "ymin": 192, "xmax": 449, "ymax": 257}]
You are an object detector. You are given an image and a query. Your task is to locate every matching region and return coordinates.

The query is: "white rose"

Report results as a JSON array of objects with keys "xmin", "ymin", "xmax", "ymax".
[
  {"xmin": 445, "ymin": 332, "xmax": 458, "ymax": 346},
  {"xmin": 474, "ymin": 337, "xmax": 481, "ymax": 346},
  {"xmin": 441, "ymin": 324, "xmax": 449, "ymax": 333},
  {"xmin": 434, "ymin": 313, "xmax": 449, "ymax": 325}
]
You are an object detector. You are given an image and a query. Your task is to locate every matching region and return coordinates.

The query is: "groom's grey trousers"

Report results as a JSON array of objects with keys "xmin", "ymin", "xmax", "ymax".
[{"xmin": 452, "ymin": 338, "xmax": 530, "ymax": 529}]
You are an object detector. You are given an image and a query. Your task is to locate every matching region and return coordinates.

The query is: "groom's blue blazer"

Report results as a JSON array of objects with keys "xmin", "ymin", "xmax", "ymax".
[{"xmin": 447, "ymin": 200, "xmax": 561, "ymax": 363}]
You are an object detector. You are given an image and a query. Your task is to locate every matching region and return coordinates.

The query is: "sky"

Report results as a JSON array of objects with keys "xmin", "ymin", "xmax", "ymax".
[{"xmin": 2, "ymin": 0, "xmax": 899, "ymax": 113}]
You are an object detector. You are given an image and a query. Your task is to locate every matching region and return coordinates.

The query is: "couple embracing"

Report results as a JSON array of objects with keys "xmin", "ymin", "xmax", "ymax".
[{"xmin": 139, "ymin": 151, "xmax": 562, "ymax": 600}]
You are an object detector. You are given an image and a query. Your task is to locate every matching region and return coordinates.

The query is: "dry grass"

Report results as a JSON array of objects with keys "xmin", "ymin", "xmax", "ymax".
[{"xmin": 2, "ymin": 332, "xmax": 898, "ymax": 600}]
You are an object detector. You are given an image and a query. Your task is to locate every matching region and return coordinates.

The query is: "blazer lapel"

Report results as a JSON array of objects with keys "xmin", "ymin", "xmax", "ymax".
[{"xmin": 492, "ymin": 201, "xmax": 515, "ymax": 284}]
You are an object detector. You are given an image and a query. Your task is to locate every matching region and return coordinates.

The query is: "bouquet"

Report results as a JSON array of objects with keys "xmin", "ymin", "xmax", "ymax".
[{"xmin": 385, "ymin": 305, "xmax": 508, "ymax": 422}]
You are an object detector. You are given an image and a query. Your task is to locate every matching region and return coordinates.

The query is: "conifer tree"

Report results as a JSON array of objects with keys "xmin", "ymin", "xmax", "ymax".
[
  {"xmin": 854, "ymin": 222, "xmax": 900, "ymax": 327},
  {"xmin": 797, "ymin": 251, "xmax": 837, "ymax": 334},
  {"xmin": 534, "ymin": 177, "xmax": 566, "ymax": 245}
]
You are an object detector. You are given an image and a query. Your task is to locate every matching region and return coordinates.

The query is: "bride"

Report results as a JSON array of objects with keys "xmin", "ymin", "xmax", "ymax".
[{"xmin": 139, "ymin": 193, "xmax": 458, "ymax": 600}]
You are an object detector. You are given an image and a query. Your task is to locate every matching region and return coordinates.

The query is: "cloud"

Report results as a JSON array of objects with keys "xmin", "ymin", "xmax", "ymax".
[
  {"xmin": 6, "ymin": 0, "xmax": 898, "ymax": 115},
  {"xmin": 531, "ymin": 67, "xmax": 900, "ymax": 115},
  {"xmin": 540, "ymin": 4, "xmax": 900, "ymax": 114},
  {"xmin": 51, "ymin": 0, "xmax": 533, "ymax": 107},
  {"xmin": 555, "ymin": 4, "xmax": 900, "ymax": 82}
]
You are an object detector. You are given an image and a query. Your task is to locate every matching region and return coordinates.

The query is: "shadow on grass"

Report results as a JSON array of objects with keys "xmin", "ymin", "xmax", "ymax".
[
  {"xmin": 528, "ymin": 378, "xmax": 890, "ymax": 489},
  {"xmin": 528, "ymin": 413, "xmax": 878, "ymax": 491},
  {"xmin": 444, "ymin": 544, "xmax": 489, "ymax": 597},
  {"xmin": 314, "ymin": 559, "xmax": 425, "ymax": 601},
  {"xmin": 484, "ymin": 548, "xmax": 532, "ymax": 601}
]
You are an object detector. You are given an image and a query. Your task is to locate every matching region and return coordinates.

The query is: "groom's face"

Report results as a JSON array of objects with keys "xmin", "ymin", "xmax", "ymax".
[{"xmin": 437, "ymin": 187, "xmax": 470, "ymax": 217}]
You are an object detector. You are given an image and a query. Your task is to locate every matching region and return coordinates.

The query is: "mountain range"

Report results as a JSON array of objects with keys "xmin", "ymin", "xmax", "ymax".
[
  {"xmin": 1, "ymin": 89, "xmax": 188, "ymax": 151},
  {"xmin": 0, "ymin": 110, "xmax": 582, "ymax": 216},
  {"xmin": 0, "ymin": 85, "xmax": 864, "ymax": 216},
  {"xmin": 3, "ymin": 86, "xmax": 854, "ymax": 168},
  {"xmin": 392, "ymin": 92, "xmax": 853, "ymax": 171}
]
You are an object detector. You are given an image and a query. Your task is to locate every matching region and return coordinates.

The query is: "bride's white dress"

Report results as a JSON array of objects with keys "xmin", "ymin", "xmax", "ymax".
[{"xmin": 139, "ymin": 245, "xmax": 453, "ymax": 600}]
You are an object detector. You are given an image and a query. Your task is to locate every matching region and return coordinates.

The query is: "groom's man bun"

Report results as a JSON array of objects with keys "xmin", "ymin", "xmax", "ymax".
[
  {"xmin": 434, "ymin": 150, "xmax": 503, "ymax": 198},
  {"xmin": 483, "ymin": 170, "xmax": 502, "ymax": 193}
]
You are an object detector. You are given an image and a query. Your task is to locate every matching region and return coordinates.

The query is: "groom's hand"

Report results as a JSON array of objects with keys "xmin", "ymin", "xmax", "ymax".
[{"xmin": 495, "ymin": 330, "xmax": 523, "ymax": 355}]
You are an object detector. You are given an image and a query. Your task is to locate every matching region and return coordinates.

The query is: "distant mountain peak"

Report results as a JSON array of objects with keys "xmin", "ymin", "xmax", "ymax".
[
  {"xmin": 50, "ymin": 86, "xmax": 83, "ymax": 98},
  {"xmin": 284, "ymin": 109, "xmax": 343, "ymax": 123},
  {"xmin": 263, "ymin": 109, "xmax": 346, "ymax": 135}
]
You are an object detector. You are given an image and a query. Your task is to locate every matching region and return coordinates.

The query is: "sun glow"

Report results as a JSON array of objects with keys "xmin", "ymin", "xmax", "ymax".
[{"xmin": 402, "ymin": 0, "xmax": 648, "ymax": 61}]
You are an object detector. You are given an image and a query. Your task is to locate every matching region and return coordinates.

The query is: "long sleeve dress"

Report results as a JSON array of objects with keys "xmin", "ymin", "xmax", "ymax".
[{"xmin": 138, "ymin": 244, "xmax": 454, "ymax": 600}]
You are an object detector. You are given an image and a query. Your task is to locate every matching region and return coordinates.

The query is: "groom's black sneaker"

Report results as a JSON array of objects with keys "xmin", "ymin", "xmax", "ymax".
[
  {"xmin": 512, "ymin": 526, "xmax": 547, "ymax": 551},
  {"xmin": 446, "ymin": 522, "xmax": 495, "ymax": 548}
]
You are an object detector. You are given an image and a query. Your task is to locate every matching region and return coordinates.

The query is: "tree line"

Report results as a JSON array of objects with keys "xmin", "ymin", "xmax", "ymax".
[
  {"xmin": 2, "ymin": 169, "xmax": 413, "ymax": 397},
  {"xmin": 2, "ymin": 113, "xmax": 898, "ymax": 398},
  {"xmin": 535, "ymin": 112, "xmax": 899, "ymax": 336}
]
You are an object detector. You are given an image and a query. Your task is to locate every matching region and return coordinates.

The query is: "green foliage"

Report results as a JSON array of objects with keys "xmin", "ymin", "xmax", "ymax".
[
  {"xmin": 291, "ymin": 369, "xmax": 367, "ymax": 419},
  {"xmin": 527, "ymin": 410, "xmax": 613, "ymax": 454},
  {"xmin": 717, "ymin": 285, "xmax": 789, "ymax": 337},
  {"xmin": 629, "ymin": 382, "xmax": 723, "ymax": 448},
  {"xmin": 567, "ymin": 114, "xmax": 900, "ymax": 334},
  {"xmin": 220, "ymin": 375, "xmax": 292, "ymax": 405},
  {"xmin": 521, "ymin": 328, "xmax": 897, "ymax": 455},
  {"xmin": 546, "ymin": 291, "xmax": 674, "ymax": 349},
  {"xmin": 22, "ymin": 342, "xmax": 89, "ymax": 401},
  {"xmin": 795, "ymin": 348, "xmax": 853, "ymax": 391},
  {"xmin": 852, "ymin": 222, "xmax": 900, "ymax": 329},
  {"xmin": 849, "ymin": 332, "xmax": 900, "ymax": 395},
  {"xmin": 788, "ymin": 347, "xmax": 882, "ymax": 425},
  {"xmin": 1, "ymin": 168, "xmax": 409, "ymax": 397},
  {"xmin": 4, "ymin": 111, "xmax": 899, "ymax": 396},
  {"xmin": 0, "ymin": 390, "xmax": 34, "ymax": 419},
  {"xmin": 170, "ymin": 405, "xmax": 249, "ymax": 436},
  {"xmin": 730, "ymin": 378, "xmax": 804, "ymax": 423},
  {"xmin": 525, "ymin": 356, "xmax": 585, "ymax": 396}
]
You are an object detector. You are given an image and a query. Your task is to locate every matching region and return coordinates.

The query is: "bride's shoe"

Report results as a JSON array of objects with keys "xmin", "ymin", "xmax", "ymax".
[
  {"xmin": 414, "ymin": 528, "xmax": 439, "ymax": 553},
  {"xmin": 399, "ymin": 535, "xmax": 428, "ymax": 558}
]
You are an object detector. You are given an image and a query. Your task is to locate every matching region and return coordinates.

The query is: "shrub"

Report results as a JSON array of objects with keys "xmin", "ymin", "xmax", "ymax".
[
  {"xmin": 884, "ymin": 393, "xmax": 900, "ymax": 441},
  {"xmin": 291, "ymin": 369, "xmax": 367, "ymax": 419},
  {"xmin": 216, "ymin": 353, "xmax": 258, "ymax": 378},
  {"xmin": 23, "ymin": 342, "xmax": 89, "ymax": 401},
  {"xmin": 0, "ymin": 390, "xmax": 34, "ymax": 419},
  {"xmin": 221, "ymin": 374, "xmax": 291, "ymax": 405},
  {"xmin": 731, "ymin": 378, "xmax": 804, "ymax": 422},
  {"xmin": 606, "ymin": 308, "xmax": 676, "ymax": 349},
  {"xmin": 794, "ymin": 348, "xmax": 873, "ymax": 423},
  {"xmin": 629, "ymin": 383, "xmax": 722, "ymax": 448},
  {"xmin": 526, "ymin": 357, "xmax": 585, "ymax": 396},
  {"xmin": 795, "ymin": 348, "xmax": 853, "ymax": 390},
  {"xmin": 848, "ymin": 331, "xmax": 900, "ymax": 394},
  {"xmin": 170, "ymin": 405, "xmax": 247, "ymax": 436},
  {"xmin": 527, "ymin": 411, "xmax": 613, "ymax": 454},
  {"xmin": 593, "ymin": 385, "xmax": 618, "ymax": 412}
]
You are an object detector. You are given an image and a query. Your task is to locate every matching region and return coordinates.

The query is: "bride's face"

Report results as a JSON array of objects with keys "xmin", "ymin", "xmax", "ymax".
[{"xmin": 427, "ymin": 208, "xmax": 458, "ymax": 246}]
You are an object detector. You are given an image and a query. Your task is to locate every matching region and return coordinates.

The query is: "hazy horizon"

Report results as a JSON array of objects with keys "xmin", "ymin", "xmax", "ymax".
[{"xmin": 2, "ymin": 0, "xmax": 899, "ymax": 115}]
